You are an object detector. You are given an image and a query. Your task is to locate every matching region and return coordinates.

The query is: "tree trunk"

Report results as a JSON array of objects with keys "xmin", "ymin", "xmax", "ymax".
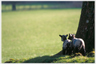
[
  {"xmin": 12, "ymin": 2, "xmax": 16, "ymax": 11},
  {"xmin": 76, "ymin": 1, "xmax": 94, "ymax": 52}
]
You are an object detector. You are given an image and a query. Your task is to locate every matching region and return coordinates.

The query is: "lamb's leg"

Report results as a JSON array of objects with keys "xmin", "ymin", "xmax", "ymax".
[
  {"xmin": 73, "ymin": 47, "xmax": 78, "ymax": 54},
  {"xmin": 62, "ymin": 47, "xmax": 65, "ymax": 55},
  {"xmin": 81, "ymin": 46, "xmax": 86, "ymax": 56},
  {"xmin": 68, "ymin": 48, "xmax": 72, "ymax": 55}
]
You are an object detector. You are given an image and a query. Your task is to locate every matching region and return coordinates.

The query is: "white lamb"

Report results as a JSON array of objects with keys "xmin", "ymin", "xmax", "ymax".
[
  {"xmin": 68, "ymin": 34, "xmax": 86, "ymax": 56},
  {"xmin": 59, "ymin": 34, "xmax": 72, "ymax": 55}
]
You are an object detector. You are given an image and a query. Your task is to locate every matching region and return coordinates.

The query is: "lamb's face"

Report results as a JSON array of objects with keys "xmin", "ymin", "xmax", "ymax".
[{"xmin": 59, "ymin": 35, "xmax": 68, "ymax": 41}]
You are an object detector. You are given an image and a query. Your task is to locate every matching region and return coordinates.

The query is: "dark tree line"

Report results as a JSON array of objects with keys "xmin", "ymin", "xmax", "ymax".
[
  {"xmin": 2, "ymin": 1, "xmax": 82, "ymax": 11},
  {"xmin": 76, "ymin": 1, "xmax": 94, "ymax": 52}
]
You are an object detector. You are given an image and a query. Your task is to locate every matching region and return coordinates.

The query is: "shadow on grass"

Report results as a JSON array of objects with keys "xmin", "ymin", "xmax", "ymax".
[
  {"xmin": 23, "ymin": 50, "xmax": 65, "ymax": 63},
  {"xmin": 23, "ymin": 50, "xmax": 95, "ymax": 63},
  {"xmin": 5, "ymin": 50, "xmax": 95, "ymax": 63},
  {"xmin": 5, "ymin": 50, "xmax": 72, "ymax": 63},
  {"xmin": 23, "ymin": 56, "xmax": 53, "ymax": 63}
]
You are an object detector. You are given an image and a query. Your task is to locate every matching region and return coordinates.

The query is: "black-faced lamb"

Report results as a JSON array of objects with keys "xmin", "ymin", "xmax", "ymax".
[
  {"xmin": 68, "ymin": 34, "xmax": 86, "ymax": 56},
  {"xmin": 59, "ymin": 34, "xmax": 72, "ymax": 55}
]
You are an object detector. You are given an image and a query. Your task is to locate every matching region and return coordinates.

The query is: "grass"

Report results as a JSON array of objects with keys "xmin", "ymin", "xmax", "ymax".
[
  {"xmin": 2, "ymin": 8, "xmax": 94, "ymax": 63},
  {"xmin": 5, "ymin": 53, "xmax": 95, "ymax": 63}
]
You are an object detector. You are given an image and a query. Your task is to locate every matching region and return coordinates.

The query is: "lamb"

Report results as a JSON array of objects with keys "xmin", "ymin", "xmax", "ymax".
[
  {"xmin": 68, "ymin": 34, "xmax": 86, "ymax": 56},
  {"xmin": 59, "ymin": 34, "xmax": 72, "ymax": 55}
]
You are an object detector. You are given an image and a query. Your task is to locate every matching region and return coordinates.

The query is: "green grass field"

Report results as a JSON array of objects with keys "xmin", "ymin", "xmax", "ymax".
[{"xmin": 2, "ymin": 9, "xmax": 95, "ymax": 63}]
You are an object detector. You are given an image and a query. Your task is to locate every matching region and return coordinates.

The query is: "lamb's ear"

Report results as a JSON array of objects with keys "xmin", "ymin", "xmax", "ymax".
[
  {"xmin": 66, "ymin": 34, "xmax": 68, "ymax": 37},
  {"xmin": 69, "ymin": 33, "xmax": 72, "ymax": 36},
  {"xmin": 59, "ymin": 35, "xmax": 62, "ymax": 37}
]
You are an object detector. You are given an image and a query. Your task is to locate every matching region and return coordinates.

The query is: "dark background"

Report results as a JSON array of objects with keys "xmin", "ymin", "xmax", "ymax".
[{"xmin": 2, "ymin": 1, "xmax": 82, "ymax": 11}]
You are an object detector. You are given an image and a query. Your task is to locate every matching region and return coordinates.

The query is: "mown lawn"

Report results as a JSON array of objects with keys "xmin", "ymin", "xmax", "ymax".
[{"xmin": 2, "ymin": 9, "xmax": 93, "ymax": 63}]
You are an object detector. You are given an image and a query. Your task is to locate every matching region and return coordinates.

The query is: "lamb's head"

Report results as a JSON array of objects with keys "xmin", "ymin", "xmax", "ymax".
[
  {"xmin": 68, "ymin": 34, "xmax": 75, "ymax": 40},
  {"xmin": 59, "ymin": 34, "xmax": 68, "ymax": 41}
]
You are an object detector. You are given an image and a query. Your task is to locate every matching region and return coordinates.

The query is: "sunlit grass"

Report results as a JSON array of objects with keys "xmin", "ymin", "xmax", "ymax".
[
  {"xmin": 2, "ymin": 9, "xmax": 81, "ymax": 63},
  {"xmin": 53, "ymin": 56, "xmax": 94, "ymax": 63}
]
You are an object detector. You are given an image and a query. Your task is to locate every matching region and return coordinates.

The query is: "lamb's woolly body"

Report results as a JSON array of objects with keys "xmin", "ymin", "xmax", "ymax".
[
  {"xmin": 63, "ymin": 39, "xmax": 71, "ymax": 49},
  {"xmin": 68, "ymin": 34, "xmax": 86, "ymax": 56},
  {"xmin": 72, "ymin": 38, "xmax": 85, "ymax": 49}
]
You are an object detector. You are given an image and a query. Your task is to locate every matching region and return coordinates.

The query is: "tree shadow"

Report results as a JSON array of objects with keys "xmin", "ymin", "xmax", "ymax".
[
  {"xmin": 23, "ymin": 55, "xmax": 51, "ymax": 63},
  {"xmin": 23, "ymin": 50, "xmax": 89, "ymax": 63},
  {"xmin": 23, "ymin": 50, "xmax": 65, "ymax": 63}
]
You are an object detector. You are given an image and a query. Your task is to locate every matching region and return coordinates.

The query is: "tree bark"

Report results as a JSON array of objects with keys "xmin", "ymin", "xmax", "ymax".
[
  {"xmin": 12, "ymin": 2, "xmax": 16, "ymax": 11},
  {"xmin": 76, "ymin": 1, "xmax": 94, "ymax": 52}
]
